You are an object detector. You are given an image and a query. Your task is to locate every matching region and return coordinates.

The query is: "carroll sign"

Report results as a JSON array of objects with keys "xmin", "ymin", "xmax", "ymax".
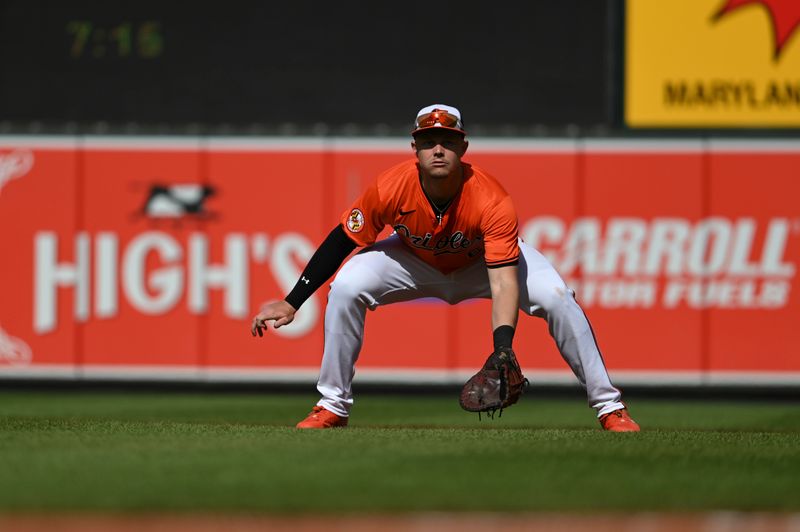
[{"xmin": 524, "ymin": 216, "xmax": 796, "ymax": 309}]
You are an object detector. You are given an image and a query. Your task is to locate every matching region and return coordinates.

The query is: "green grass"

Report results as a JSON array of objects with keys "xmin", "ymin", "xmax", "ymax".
[{"xmin": 0, "ymin": 390, "xmax": 798, "ymax": 513}]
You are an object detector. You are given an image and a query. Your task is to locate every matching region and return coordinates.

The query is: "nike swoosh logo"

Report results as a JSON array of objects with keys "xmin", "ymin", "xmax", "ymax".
[{"xmin": 399, "ymin": 209, "xmax": 416, "ymax": 216}]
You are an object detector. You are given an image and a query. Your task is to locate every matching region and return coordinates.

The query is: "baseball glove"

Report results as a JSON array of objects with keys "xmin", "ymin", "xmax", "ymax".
[{"xmin": 459, "ymin": 347, "xmax": 528, "ymax": 419}]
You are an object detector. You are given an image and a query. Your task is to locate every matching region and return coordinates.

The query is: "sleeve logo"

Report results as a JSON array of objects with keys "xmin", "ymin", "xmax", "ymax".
[{"xmin": 346, "ymin": 208, "xmax": 365, "ymax": 233}]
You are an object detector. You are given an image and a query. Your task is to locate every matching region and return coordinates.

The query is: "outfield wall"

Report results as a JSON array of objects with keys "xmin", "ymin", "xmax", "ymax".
[{"xmin": 1, "ymin": 136, "xmax": 799, "ymax": 386}]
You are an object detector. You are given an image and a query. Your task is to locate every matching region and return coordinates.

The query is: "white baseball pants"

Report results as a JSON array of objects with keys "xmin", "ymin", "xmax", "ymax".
[{"xmin": 316, "ymin": 234, "xmax": 624, "ymax": 418}]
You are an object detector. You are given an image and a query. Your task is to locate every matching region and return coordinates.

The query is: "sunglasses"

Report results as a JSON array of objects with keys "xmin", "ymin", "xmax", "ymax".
[{"xmin": 414, "ymin": 110, "xmax": 464, "ymax": 131}]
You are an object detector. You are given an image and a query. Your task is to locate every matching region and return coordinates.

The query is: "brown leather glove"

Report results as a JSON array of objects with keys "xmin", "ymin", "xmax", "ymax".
[{"xmin": 459, "ymin": 347, "xmax": 528, "ymax": 418}]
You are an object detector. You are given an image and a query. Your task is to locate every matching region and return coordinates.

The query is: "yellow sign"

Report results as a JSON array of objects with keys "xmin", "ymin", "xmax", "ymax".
[{"xmin": 625, "ymin": 0, "xmax": 800, "ymax": 128}]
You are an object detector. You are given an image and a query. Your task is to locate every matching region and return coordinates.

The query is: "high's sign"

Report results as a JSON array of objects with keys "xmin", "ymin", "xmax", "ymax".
[{"xmin": 625, "ymin": 0, "xmax": 800, "ymax": 127}]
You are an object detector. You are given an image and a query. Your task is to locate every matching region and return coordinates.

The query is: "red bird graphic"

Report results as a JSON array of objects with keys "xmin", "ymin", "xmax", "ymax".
[{"xmin": 714, "ymin": 0, "xmax": 800, "ymax": 60}]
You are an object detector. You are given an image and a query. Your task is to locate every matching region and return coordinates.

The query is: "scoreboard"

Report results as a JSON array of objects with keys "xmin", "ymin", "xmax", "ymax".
[{"xmin": 0, "ymin": 1, "xmax": 613, "ymax": 129}]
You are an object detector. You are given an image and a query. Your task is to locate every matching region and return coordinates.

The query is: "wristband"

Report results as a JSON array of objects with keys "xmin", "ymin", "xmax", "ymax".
[{"xmin": 492, "ymin": 325, "xmax": 515, "ymax": 350}]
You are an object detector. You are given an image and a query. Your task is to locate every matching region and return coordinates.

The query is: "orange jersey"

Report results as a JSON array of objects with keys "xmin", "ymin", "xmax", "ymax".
[{"xmin": 341, "ymin": 159, "xmax": 519, "ymax": 274}]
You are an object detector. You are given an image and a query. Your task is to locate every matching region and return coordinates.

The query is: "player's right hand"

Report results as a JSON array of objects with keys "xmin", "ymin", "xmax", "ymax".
[{"xmin": 250, "ymin": 300, "xmax": 297, "ymax": 337}]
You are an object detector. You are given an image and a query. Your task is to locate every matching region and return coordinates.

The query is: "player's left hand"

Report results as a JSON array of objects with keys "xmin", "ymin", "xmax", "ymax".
[{"xmin": 250, "ymin": 300, "xmax": 297, "ymax": 337}]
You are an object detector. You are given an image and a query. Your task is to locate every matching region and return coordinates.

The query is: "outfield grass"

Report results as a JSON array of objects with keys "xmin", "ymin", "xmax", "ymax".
[{"xmin": 0, "ymin": 390, "xmax": 798, "ymax": 513}]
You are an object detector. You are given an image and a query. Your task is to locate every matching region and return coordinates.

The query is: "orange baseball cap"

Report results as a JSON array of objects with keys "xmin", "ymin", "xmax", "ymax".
[{"xmin": 412, "ymin": 104, "xmax": 466, "ymax": 136}]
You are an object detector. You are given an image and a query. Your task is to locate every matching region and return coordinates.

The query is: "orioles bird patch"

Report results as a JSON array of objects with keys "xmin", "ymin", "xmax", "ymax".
[{"xmin": 347, "ymin": 208, "xmax": 365, "ymax": 233}]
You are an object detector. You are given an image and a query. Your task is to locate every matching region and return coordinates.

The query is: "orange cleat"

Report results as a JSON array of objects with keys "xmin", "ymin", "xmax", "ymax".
[
  {"xmin": 296, "ymin": 405, "xmax": 349, "ymax": 429},
  {"xmin": 599, "ymin": 408, "xmax": 640, "ymax": 432}
]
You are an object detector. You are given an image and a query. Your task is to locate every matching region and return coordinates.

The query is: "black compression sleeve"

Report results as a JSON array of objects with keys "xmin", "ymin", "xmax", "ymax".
[{"xmin": 284, "ymin": 225, "xmax": 358, "ymax": 310}]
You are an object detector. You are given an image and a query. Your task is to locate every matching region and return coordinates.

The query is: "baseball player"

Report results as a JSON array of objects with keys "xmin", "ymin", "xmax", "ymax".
[{"xmin": 251, "ymin": 104, "xmax": 640, "ymax": 432}]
